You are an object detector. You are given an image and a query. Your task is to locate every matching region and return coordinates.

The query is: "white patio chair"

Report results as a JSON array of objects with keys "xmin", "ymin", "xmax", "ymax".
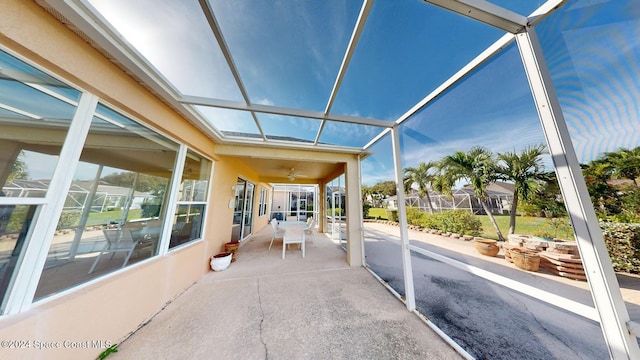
[
  {"xmin": 269, "ymin": 218, "xmax": 285, "ymax": 251},
  {"xmin": 89, "ymin": 228, "xmax": 143, "ymax": 273},
  {"xmin": 283, "ymin": 223, "xmax": 305, "ymax": 259},
  {"xmin": 303, "ymin": 217, "xmax": 316, "ymax": 246}
]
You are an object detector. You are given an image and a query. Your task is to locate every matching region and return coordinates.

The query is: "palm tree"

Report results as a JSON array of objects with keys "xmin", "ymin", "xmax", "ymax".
[
  {"xmin": 440, "ymin": 146, "xmax": 505, "ymax": 241},
  {"xmin": 497, "ymin": 144, "xmax": 547, "ymax": 235},
  {"xmin": 403, "ymin": 161, "xmax": 438, "ymax": 213},
  {"xmin": 602, "ymin": 146, "xmax": 640, "ymax": 186}
]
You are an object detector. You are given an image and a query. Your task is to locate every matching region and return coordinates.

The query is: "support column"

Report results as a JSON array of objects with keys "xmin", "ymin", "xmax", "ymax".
[
  {"xmin": 391, "ymin": 126, "xmax": 416, "ymax": 311},
  {"xmin": 517, "ymin": 29, "xmax": 640, "ymax": 359},
  {"xmin": 345, "ymin": 158, "xmax": 363, "ymax": 266},
  {"xmin": 318, "ymin": 180, "xmax": 326, "ymax": 234}
]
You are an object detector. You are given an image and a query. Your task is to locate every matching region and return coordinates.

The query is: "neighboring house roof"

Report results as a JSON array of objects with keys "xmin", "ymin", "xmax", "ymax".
[
  {"xmin": 402, "ymin": 182, "xmax": 514, "ymax": 199},
  {"xmin": 222, "ymin": 131, "xmax": 315, "ymax": 144},
  {"xmin": 3, "ymin": 179, "xmax": 154, "ymax": 198},
  {"xmin": 462, "ymin": 181, "xmax": 514, "ymax": 196},
  {"xmin": 486, "ymin": 181, "xmax": 515, "ymax": 195}
]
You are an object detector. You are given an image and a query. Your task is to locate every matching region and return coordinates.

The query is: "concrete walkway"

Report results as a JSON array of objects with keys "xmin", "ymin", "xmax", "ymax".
[{"xmin": 111, "ymin": 225, "xmax": 462, "ymax": 359}]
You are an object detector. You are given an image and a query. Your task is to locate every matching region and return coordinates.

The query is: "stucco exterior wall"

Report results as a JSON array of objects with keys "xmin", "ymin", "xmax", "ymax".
[
  {"xmin": 0, "ymin": 1, "xmax": 228, "ymax": 359},
  {"xmin": 0, "ymin": 2, "xmax": 360, "ymax": 358}
]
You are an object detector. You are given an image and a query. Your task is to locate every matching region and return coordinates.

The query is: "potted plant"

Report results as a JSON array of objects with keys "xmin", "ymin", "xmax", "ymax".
[
  {"xmin": 224, "ymin": 241, "xmax": 240, "ymax": 262},
  {"xmin": 210, "ymin": 252, "xmax": 232, "ymax": 271},
  {"xmin": 509, "ymin": 247, "xmax": 540, "ymax": 271},
  {"xmin": 473, "ymin": 238, "xmax": 500, "ymax": 257}
]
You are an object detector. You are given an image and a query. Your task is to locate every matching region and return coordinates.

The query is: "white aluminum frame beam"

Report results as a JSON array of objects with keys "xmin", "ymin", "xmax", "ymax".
[
  {"xmin": 422, "ymin": 0, "xmax": 528, "ymax": 33},
  {"xmin": 38, "ymin": 0, "xmax": 224, "ymax": 143},
  {"xmin": 2, "ymin": 92, "xmax": 99, "ymax": 314},
  {"xmin": 198, "ymin": 0, "xmax": 266, "ymax": 141},
  {"xmin": 316, "ymin": 0, "xmax": 375, "ymax": 144},
  {"xmin": 517, "ymin": 29, "xmax": 640, "ymax": 359},
  {"xmin": 364, "ymin": 33, "xmax": 515, "ymax": 151},
  {"xmin": 180, "ymin": 95, "xmax": 393, "ymax": 129},
  {"xmin": 391, "ymin": 126, "xmax": 416, "ymax": 311}
]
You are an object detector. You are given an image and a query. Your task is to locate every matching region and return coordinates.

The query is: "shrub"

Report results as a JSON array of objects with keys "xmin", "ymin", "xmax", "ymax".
[
  {"xmin": 386, "ymin": 209, "xmax": 398, "ymax": 222},
  {"xmin": 141, "ymin": 204, "xmax": 161, "ymax": 218},
  {"xmin": 601, "ymin": 221, "xmax": 640, "ymax": 273},
  {"xmin": 362, "ymin": 203, "xmax": 371, "ymax": 218},
  {"xmin": 327, "ymin": 208, "xmax": 344, "ymax": 217},
  {"xmin": 406, "ymin": 207, "xmax": 426, "ymax": 225},
  {"xmin": 420, "ymin": 214, "xmax": 442, "ymax": 230},
  {"xmin": 57, "ymin": 210, "xmax": 81, "ymax": 230},
  {"xmin": 438, "ymin": 210, "xmax": 482, "ymax": 236},
  {"xmin": 402, "ymin": 209, "xmax": 481, "ymax": 236}
]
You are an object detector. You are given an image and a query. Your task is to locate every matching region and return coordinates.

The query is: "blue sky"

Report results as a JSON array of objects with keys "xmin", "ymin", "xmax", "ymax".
[
  {"xmin": 87, "ymin": 0, "xmax": 507, "ymax": 145},
  {"xmin": 360, "ymin": 0, "xmax": 640, "ymax": 185},
  {"xmin": 6, "ymin": 0, "xmax": 637, "ymax": 184}
]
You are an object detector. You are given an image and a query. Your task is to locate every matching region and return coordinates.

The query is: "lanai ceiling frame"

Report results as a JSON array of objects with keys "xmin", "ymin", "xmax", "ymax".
[{"xmin": 34, "ymin": 0, "xmax": 550, "ymax": 153}]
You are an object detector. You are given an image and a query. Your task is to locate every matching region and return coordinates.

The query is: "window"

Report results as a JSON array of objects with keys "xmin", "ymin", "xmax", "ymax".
[
  {"xmin": 169, "ymin": 150, "xmax": 211, "ymax": 249},
  {"xmin": 258, "ymin": 187, "xmax": 267, "ymax": 217},
  {"xmin": 34, "ymin": 103, "xmax": 180, "ymax": 300},
  {"xmin": 0, "ymin": 49, "xmax": 80, "ymax": 310}
]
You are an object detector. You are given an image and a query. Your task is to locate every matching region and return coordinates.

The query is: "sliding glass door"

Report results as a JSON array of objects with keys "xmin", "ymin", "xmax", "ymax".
[{"xmin": 231, "ymin": 178, "xmax": 254, "ymax": 242}]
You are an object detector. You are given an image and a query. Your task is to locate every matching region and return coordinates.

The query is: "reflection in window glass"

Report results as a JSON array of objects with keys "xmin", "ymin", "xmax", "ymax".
[
  {"xmin": 0, "ymin": 50, "xmax": 79, "ymax": 198},
  {"xmin": 170, "ymin": 150, "xmax": 211, "ymax": 249},
  {"xmin": 0, "ymin": 205, "xmax": 37, "ymax": 313},
  {"xmin": 35, "ymin": 104, "xmax": 179, "ymax": 300},
  {"xmin": 258, "ymin": 187, "xmax": 267, "ymax": 217},
  {"xmin": 537, "ymin": 0, "xmax": 640, "ymax": 325},
  {"xmin": 326, "ymin": 175, "xmax": 346, "ymax": 248}
]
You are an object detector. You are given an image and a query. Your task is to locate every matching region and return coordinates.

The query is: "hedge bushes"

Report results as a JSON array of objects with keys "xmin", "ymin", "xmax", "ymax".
[
  {"xmin": 404, "ymin": 208, "xmax": 482, "ymax": 236},
  {"xmin": 386, "ymin": 209, "xmax": 398, "ymax": 222},
  {"xmin": 57, "ymin": 210, "xmax": 81, "ymax": 230},
  {"xmin": 601, "ymin": 221, "xmax": 640, "ymax": 273}
]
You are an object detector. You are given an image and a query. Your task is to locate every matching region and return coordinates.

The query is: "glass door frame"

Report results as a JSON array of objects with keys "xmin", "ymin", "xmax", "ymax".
[{"xmin": 232, "ymin": 177, "xmax": 255, "ymax": 242}]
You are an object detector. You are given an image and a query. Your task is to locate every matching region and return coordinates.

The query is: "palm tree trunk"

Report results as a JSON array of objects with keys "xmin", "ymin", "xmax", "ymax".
[
  {"xmin": 482, "ymin": 201, "xmax": 505, "ymax": 241},
  {"xmin": 509, "ymin": 189, "xmax": 519, "ymax": 235},
  {"xmin": 425, "ymin": 192, "xmax": 434, "ymax": 213}
]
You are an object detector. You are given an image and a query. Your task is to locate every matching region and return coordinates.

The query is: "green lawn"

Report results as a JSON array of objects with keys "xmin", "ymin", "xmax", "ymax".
[
  {"xmin": 366, "ymin": 208, "xmax": 573, "ymax": 240},
  {"xmin": 367, "ymin": 207, "xmax": 388, "ymax": 220},
  {"xmin": 476, "ymin": 215, "xmax": 571, "ymax": 240},
  {"xmin": 85, "ymin": 209, "xmax": 143, "ymax": 226}
]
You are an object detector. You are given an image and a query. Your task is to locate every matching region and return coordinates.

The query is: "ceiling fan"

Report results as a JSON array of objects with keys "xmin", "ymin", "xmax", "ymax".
[{"xmin": 287, "ymin": 168, "xmax": 307, "ymax": 181}]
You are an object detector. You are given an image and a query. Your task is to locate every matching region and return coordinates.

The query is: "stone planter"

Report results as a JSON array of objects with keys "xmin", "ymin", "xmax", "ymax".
[
  {"xmin": 224, "ymin": 242, "xmax": 240, "ymax": 262},
  {"xmin": 210, "ymin": 252, "xmax": 232, "ymax": 271},
  {"xmin": 509, "ymin": 248, "xmax": 540, "ymax": 271},
  {"xmin": 473, "ymin": 239, "xmax": 500, "ymax": 257}
]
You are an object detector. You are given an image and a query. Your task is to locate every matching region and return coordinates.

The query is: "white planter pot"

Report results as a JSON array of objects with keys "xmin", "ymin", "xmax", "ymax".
[{"xmin": 210, "ymin": 252, "xmax": 232, "ymax": 271}]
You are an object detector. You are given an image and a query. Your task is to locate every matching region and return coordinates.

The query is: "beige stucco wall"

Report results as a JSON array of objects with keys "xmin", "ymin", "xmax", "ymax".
[
  {"xmin": 0, "ymin": 1, "xmax": 361, "ymax": 358},
  {"xmin": 0, "ymin": 1, "xmax": 243, "ymax": 359}
]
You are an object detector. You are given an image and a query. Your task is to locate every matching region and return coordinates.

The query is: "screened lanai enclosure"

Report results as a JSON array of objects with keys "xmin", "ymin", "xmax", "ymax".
[
  {"xmin": 270, "ymin": 184, "xmax": 318, "ymax": 222},
  {"xmin": 360, "ymin": 1, "xmax": 640, "ymax": 358},
  {"xmin": 2, "ymin": 0, "xmax": 640, "ymax": 359},
  {"xmin": 403, "ymin": 186, "xmax": 514, "ymax": 214}
]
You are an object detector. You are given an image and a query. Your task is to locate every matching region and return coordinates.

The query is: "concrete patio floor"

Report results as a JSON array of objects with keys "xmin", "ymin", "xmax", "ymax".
[{"xmin": 110, "ymin": 225, "xmax": 463, "ymax": 359}]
